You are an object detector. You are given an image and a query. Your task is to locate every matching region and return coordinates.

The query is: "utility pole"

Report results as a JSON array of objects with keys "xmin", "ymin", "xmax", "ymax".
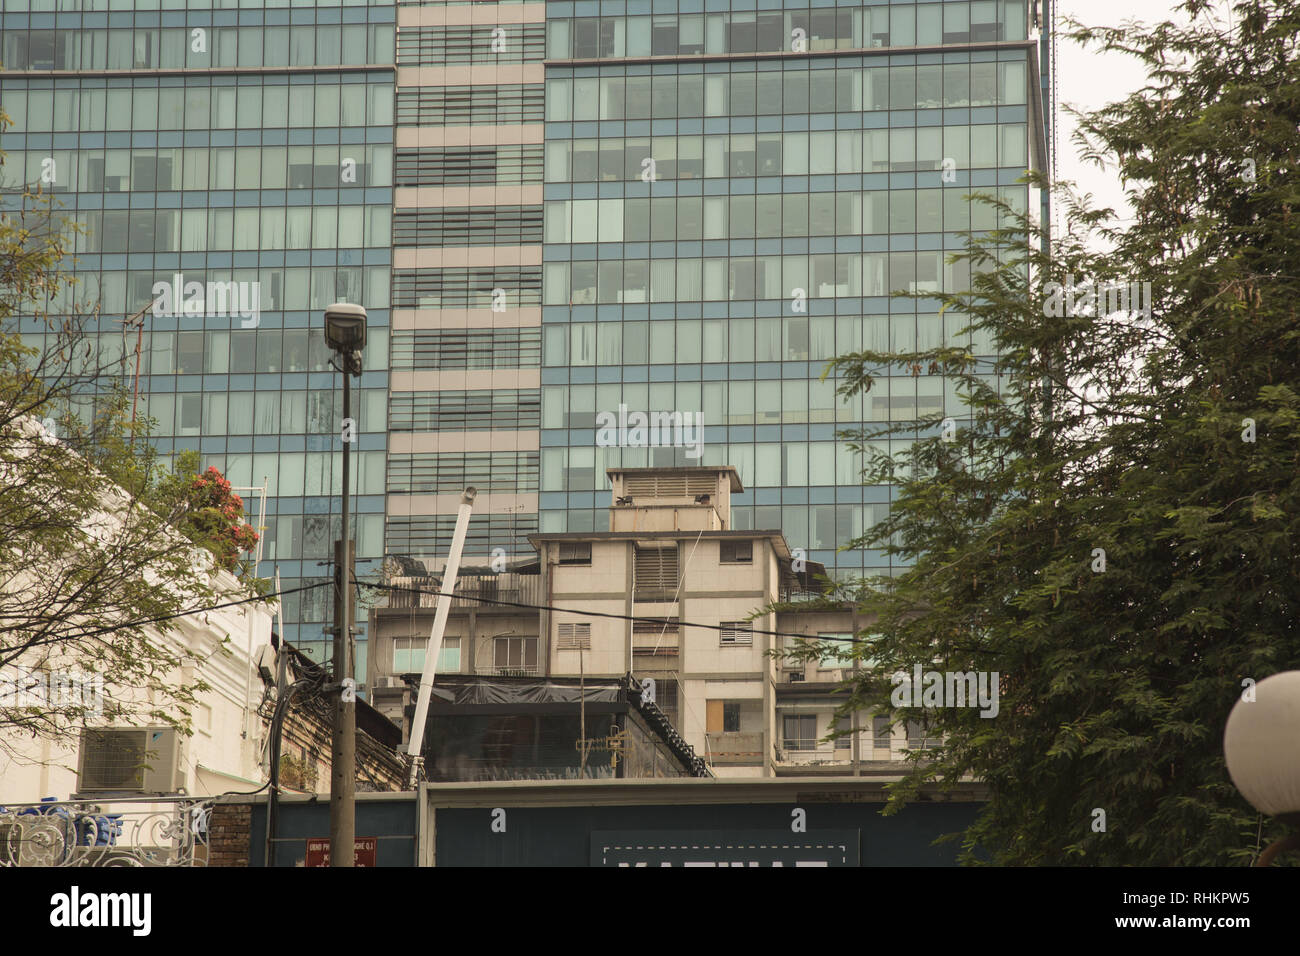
[
  {"xmin": 323, "ymin": 303, "xmax": 366, "ymax": 868},
  {"xmin": 330, "ymin": 537, "xmax": 356, "ymax": 865},
  {"xmin": 407, "ymin": 487, "xmax": 477, "ymax": 787}
]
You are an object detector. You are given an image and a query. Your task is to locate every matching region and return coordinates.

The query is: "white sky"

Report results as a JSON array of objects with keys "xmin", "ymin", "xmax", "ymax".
[{"xmin": 1053, "ymin": 0, "xmax": 1195, "ymax": 230}]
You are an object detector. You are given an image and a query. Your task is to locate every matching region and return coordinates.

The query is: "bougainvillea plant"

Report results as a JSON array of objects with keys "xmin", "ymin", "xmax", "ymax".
[{"xmin": 183, "ymin": 465, "xmax": 259, "ymax": 571}]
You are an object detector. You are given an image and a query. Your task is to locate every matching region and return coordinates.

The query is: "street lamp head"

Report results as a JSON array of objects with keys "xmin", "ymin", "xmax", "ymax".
[
  {"xmin": 1224, "ymin": 670, "xmax": 1300, "ymax": 820},
  {"xmin": 324, "ymin": 302, "xmax": 367, "ymax": 355}
]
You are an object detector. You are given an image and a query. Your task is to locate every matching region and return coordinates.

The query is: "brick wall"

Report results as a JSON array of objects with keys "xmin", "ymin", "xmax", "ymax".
[{"xmin": 208, "ymin": 801, "xmax": 252, "ymax": 867}]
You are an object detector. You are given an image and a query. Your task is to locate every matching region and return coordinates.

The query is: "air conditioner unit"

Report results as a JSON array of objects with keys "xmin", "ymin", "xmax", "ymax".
[
  {"xmin": 372, "ymin": 676, "xmax": 401, "ymax": 690},
  {"xmin": 77, "ymin": 727, "xmax": 184, "ymax": 795}
]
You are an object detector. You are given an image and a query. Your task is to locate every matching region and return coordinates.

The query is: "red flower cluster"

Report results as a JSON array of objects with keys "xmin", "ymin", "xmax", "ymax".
[{"xmin": 185, "ymin": 466, "xmax": 259, "ymax": 571}]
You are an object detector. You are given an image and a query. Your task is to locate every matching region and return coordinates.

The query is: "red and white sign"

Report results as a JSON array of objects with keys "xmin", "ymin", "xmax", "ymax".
[{"xmin": 304, "ymin": 837, "xmax": 377, "ymax": 867}]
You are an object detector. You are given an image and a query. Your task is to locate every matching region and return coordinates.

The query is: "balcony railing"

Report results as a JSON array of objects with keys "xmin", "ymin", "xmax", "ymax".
[
  {"xmin": 0, "ymin": 797, "xmax": 211, "ymax": 867},
  {"xmin": 775, "ymin": 743, "xmax": 854, "ymax": 766},
  {"xmin": 490, "ymin": 665, "xmax": 539, "ymax": 677},
  {"xmin": 384, "ymin": 573, "xmax": 543, "ymax": 611},
  {"xmin": 704, "ymin": 731, "xmax": 764, "ymax": 764}
]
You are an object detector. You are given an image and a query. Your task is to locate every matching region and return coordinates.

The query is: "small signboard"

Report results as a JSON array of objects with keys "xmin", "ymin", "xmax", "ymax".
[
  {"xmin": 592, "ymin": 830, "xmax": 859, "ymax": 866},
  {"xmin": 304, "ymin": 837, "xmax": 377, "ymax": 867}
]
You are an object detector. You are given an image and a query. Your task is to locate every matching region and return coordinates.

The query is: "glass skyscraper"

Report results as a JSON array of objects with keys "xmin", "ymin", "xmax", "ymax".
[
  {"xmin": 535, "ymin": 0, "xmax": 1047, "ymax": 579},
  {"xmin": 1, "ymin": 0, "xmax": 396, "ymax": 666},
  {"xmin": 2, "ymin": 0, "xmax": 1051, "ymax": 681}
]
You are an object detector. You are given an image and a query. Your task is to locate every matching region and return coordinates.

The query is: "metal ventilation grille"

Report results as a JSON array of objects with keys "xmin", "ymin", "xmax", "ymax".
[
  {"xmin": 624, "ymin": 474, "xmax": 716, "ymax": 498},
  {"xmin": 558, "ymin": 542, "xmax": 591, "ymax": 564},
  {"xmin": 720, "ymin": 622, "xmax": 754, "ymax": 646},
  {"xmin": 556, "ymin": 623, "xmax": 592, "ymax": 650},
  {"xmin": 633, "ymin": 546, "xmax": 679, "ymax": 596},
  {"xmin": 632, "ymin": 617, "xmax": 679, "ymax": 634},
  {"xmin": 395, "ymin": 146, "xmax": 543, "ymax": 187},
  {"xmin": 79, "ymin": 729, "xmax": 146, "ymax": 791}
]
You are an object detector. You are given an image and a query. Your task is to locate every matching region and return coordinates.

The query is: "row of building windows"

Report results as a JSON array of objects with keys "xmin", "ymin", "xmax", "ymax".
[
  {"xmin": 384, "ymin": 248, "xmax": 1003, "ymax": 312},
  {"xmin": 4, "ymin": 0, "xmax": 395, "ymax": 11},
  {"xmin": 538, "ymin": 377, "xmax": 981, "ymax": 430},
  {"xmin": 546, "ymin": 392, "xmax": 977, "ymax": 442},
  {"xmin": 395, "ymin": 22, "xmax": 545, "ymax": 66},
  {"xmin": 1, "ymin": 80, "xmax": 394, "ymax": 134},
  {"xmin": 0, "ymin": 23, "xmax": 393, "ymax": 71},
  {"xmin": 543, "ymin": 124, "xmax": 1024, "ymax": 182},
  {"xmin": 5, "ymin": 146, "xmax": 391, "ymax": 194},
  {"xmin": 387, "ymin": 451, "xmax": 540, "ymax": 494},
  {"xmin": 391, "ymin": 328, "xmax": 541, "ymax": 370},
  {"xmin": 141, "ymin": 388, "xmax": 388, "ymax": 439},
  {"xmin": 389, "ymin": 389, "xmax": 542, "ymax": 432},
  {"xmin": 88, "ymin": 327, "xmax": 391, "ymax": 377},
  {"xmin": 395, "ymin": 85, "xmax": 543, "ymax": 127},
  {"xmin": 54, "ymin": 265, "xmax": 389, "ymax": 315},
  {"xmin": 546, "ymin": 2, "xmax": 1027, "ymax": 59},
  {"xmin": 540, "ymin": 312, "xmax": 989, "ymax": 372},
  {"xmin": 542, "ymin": 184, "xmax": 1019, "ymax": 245},
  {"xmin": 394, "ymin": 205, "xmax": 543, "ymax": 247},
  {"xmin": 544, "ymin": 58, "xmax": 1027, "ymax": 121},
  {"xmin": 391, "ymin": 638, "xmax": 460, "ymax": 677},
  {"xmin": 187, "ymin": 446, "xmax": 388, "ymax": 497},
  {"xmin": 542, "ymin": 250, "xmax": 975, "ymax": 304},
  {"xmin": 546, "ymin": 444, "xmax": 900, "ymax": 498},
  {"xmin": 395, "ymin": 146, "xmax": 543, "ymax": 187},
  {"xmin": 61, "ymin": 205, "xmax": 391, "ymax": 255},
  {"xmin": 392, "ymin": 268, "xmax": 541, "ymax": 310},
  {"xmin": 212, "ymin": 516, "xmax": 385, "ymax": 589}
]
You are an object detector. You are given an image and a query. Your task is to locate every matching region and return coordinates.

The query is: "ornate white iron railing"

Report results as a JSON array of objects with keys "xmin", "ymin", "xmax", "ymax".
[{"xmin": 0, "ymin": 797, "xmax": 212, "ymax": 867}]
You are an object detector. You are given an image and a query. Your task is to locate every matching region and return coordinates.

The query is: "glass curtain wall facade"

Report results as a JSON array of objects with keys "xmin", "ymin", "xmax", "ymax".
[
  {"xmin": 538, "ymin": 0, "xmax": 1046, "ymax": 578},
  {"xmin": 0, "ymin": 0, "xmax": 396, "ymax": 665},
  {"xmin": 2, "ymin": 0, "xmax": 1049, "ymax": 674}
]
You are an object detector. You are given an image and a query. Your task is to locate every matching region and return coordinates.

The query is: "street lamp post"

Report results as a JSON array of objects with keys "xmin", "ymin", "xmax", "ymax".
[
  {"xmin": 1224, "ymin": 670, "xmax": 1300, "ymax": 866},
  {"xmin": 324, "ymin": 302, "xmax": 366, "ymax": 868}
]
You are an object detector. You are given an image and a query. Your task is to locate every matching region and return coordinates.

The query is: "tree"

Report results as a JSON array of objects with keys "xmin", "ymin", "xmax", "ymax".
[
  {"xmin": 0, "ymin": 107, "xmax": 266, "ymax": 752},
  {"xmin": 817, "ymin": 0, "xmax": 1300, "ymax": 865}
]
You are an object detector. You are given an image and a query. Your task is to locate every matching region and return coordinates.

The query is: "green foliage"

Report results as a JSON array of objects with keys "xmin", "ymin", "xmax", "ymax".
[{"xmin": 819, "ymin": 1, "xmax": 1300, "ymax": 865}]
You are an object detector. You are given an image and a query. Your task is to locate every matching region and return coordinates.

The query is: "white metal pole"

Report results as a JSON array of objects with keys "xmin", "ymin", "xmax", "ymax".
[{"xmin": 406, "ymin": 487, "xmax": 476, "ymax": 786}]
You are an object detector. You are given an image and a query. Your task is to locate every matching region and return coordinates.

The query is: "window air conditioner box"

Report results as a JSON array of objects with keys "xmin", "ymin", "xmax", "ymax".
[{"xmin": 77, "ymin": 727, "xmax": 184, "ymax": 795}]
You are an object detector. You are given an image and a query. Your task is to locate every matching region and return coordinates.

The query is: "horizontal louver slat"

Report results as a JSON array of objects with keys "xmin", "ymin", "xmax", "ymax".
[
  {"xmin": 390, "ymin": 389, "xmax": 540, "ymax": 432},
  {"xmin": 391, "ymin": 329, "xmax": 541, "ymax": 371},
  {"xmin": 393, "ymin": 205, "xmax": 544, "ymax": 247},
  {"xmin": 396, "ymin": 24, "xmax": 546, "ymax": 66},
  {"xmin": 392, "ymin": 268, "xmax": 542, "ymax": 309},
  {"xmin": 634, "ymin": 546, "xmax": 679, "ymax": 595},
  {"xmin": 387, "ymin": 451, "xmax": 538, "ymax": 495}
]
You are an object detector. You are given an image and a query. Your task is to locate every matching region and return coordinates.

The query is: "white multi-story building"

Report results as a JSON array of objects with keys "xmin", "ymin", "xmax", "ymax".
[
  {"xmin": 371, "ymin": 464, "xmax": 917, "ymax": 779},
  {"xmin": 0, "ymin": 564, "xmax": 275, "ymax": 805}
]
